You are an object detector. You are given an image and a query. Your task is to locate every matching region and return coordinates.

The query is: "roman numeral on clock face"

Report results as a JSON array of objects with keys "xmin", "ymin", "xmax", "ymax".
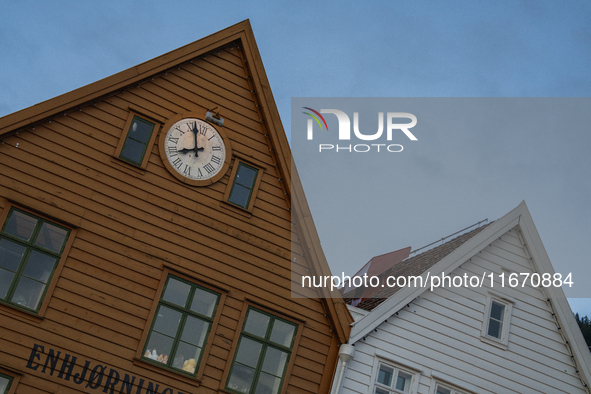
[
  {"xmin": 210, "ymin": 156, "xmax": 221, "ymax": 165},
  {"xmin": 183, "ymin": 165, "xmax": 191, "ymax": 176},
  {"xmin": 172, "ymin": 158, "xmax": 182, "ymax": 168},
  {"xmin": 168, "ymin": 136, "xmax": 179, "ymax": 144},
  {"xmin": 198, "ymin": 123, "xmax": 208, "ymax": 136},
  {"xmin": 203, "ymin": 163, "xmax": 215, "ymax": 173}
]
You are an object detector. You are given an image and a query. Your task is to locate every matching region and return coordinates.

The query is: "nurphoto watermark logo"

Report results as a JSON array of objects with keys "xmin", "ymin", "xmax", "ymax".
[{"xmin": 302, "ymin": 107, "xmax": 418, "ymax": 153}]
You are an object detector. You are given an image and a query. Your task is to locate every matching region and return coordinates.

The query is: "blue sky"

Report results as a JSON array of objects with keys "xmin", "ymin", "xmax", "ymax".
[{"xmin": 1, "ymin": 1, "xmax": 590, "ymax": 315}]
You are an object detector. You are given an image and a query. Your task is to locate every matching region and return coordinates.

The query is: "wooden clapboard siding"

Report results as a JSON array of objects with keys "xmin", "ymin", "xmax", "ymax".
[
  {"xmin": 341, "ymin": 227, "xmax": 586, "ymax": 394},
  {"xmin": 1, "ymin": 318, "xmax": 199, "ymax": 393},
  {"xmin": 0, "ymin": 21, "xmax": 351, "ymax": 394}
]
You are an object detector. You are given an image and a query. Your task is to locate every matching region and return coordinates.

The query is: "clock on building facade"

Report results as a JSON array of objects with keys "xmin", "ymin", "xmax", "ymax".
[{"xmin": 159, "ymin": 114, "xmax": 232, "ymax": 186}]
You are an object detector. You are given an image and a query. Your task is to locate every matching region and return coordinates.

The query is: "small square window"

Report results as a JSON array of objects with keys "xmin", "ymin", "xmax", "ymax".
[
  {"xmin": 227, "ymin": 162, "xmax": 259, "ymax": 209},
  {"xmin": 115, "ymin": 113, "xmax": 160, "ymax": 168},
  {"xmin": 225, "ymin": 307, "xmax": 298, "ymax": 394},
  {"xmin": 120, "ymin": 116, "xmax": 155, "ymax": 165},
  {"xmin": 0, "ymin": 374, "xmax": 12, "ymax": 394},
  {"xmin": 141, "ymin": 275, "xmax": 221, "ymax": 377},
  {"xmin": 374, "ymin": 362, "xmax": 414, "ymax": 394},
  {"xmin": 224, "ymin": 159, "xmax": 263, "ymax": 211},
  {"xmin": 0, "ymin": 208, "xmax": 70, "ymax": 313}
]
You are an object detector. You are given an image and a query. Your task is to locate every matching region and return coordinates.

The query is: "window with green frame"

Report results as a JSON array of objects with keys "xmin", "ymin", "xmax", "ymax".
[
  {"xmin": 0, "ymin": 373, "xmax": 13, "ymax": 394},
  {"xmin": 119, "ymin": 115, "xmax": 156, "ymax": 166},
  {"xmin": 226, "ymin": 307, "xmax": 298, "ymax": 394},
  {"xmin": 227, "ymin": 162, "xmax": 259, "ymax": 209},
  {"xmin": 0, "ymin": 208, "xmax": 70, "ymax": 312},
  {"xmin": 142, "ymin": 275, "xmax": 220, "ymax": 376}
]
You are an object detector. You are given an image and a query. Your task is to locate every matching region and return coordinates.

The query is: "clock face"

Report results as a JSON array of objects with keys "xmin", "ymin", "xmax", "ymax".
[{"xmin": 160, "ymin": 117, "xmax": 231, "ymax": 185}]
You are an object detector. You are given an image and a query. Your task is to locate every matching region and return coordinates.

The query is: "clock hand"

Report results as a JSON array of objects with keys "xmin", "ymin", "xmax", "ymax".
[
  {"xmin": 191, "ymin": 121, "xmax": 205, "ymax": 157},
  {"xmin": 193, "ymin": 144, "xmax": 205, "ymax": 157},
  {"xmin": 191, "ymin": 122, "xmax": 198, "ymax": 154}
]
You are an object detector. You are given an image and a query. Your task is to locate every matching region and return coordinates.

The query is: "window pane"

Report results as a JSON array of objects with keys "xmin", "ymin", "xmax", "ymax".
[
  {"xmin": 172, "ymin": 352, "xmax": 188, "ymax": 370},
  {"xmin": 490, "ymin": 301, "xmax": 505, "ymax": 321},
  {"xmin": 396, "ymin": 371, "xmax": 412, "ymax": 392},
  {"xmin": 0, "ymin": 268, "xmax": 15, "ymax": 299},
  {"xmin": 35, "ymin": 222, "xmax": 68, "ymax": 253},
  {"xmin": 261, "ymin": 347, "xmax": 288, "ymax": 377},
  {"xmin": 244, "ymin": 310, "xmax": 270, "ymax": 338},
  {"xmin": 145, "ymin": 331, "xmax": 174, "ymax": 364},
  {"xmin": 436, "ymin": 386, "xmax": 452, "ymax": 394},
  {"xmin": 227, "ymin": 363, "xmax": 256, "ymax": 394},
  {"xmin": 377, "ymin": 365, "xmax": 393, "ymax": 386},
  {"xmin": 0, "ymin": 376, "xmax": 11, "ymax": 394},
  {"xmin": 190, "ymin": 287, "xmax": 219, "ymax": 317},
  {"xmin": 488, "ymin": 318, "xmax": 502, "ymax": 338},
  {"xmin": 129, "ymin": 117, "xmax": 154, "ymax": 143},
  {"xmin": 12, "ymin": 276, "xmax": 45, "ymax": 310},
  {"xmin": 269, "ymin": 319, "xmax": 296, "ymax": 348},
  {"xmin": 162, "ymin": 277, "xmax": 191, "ymax": 308},
  {"xmin": 180, "ymin": 316, "xmax": 209, "ymax": 348},
  {"xmin": 120, "ymin": 138, "xmax": 145, "ymax": 164},
  {"xmin": 228, "ymin": 184, "xmax": 251, "ymax": 208},
  {"xmin": 4, "ymin": 210, "xmax": 37, "ymax": 241},
  {"xmin": 235, "ymin": 337, "xmax": 263, "ymax": 368},
  {"xmin": 254, "ymin": 372, "xmax": 282, "ymax": 394},
  {"xmin": 152, "ymin": 305, "xmax": 182, "ymax": 337},
  {"xmin": 174, "ymin": 341, "xmax": 201, "ymax": 374},
  {"xmin": 375, "ymin": 388, "xmax": 389, "ymax": 394},
  {"xmin": 236, "ymin": 164, "xmax": 257, "ymax": 188},
  {"xmin": 22, "ymin": 250, "xmax": 57, "ymax": 283},
  {"xmin": 0, "ymin": 238, "xmax": 26, "ymax": 272}
]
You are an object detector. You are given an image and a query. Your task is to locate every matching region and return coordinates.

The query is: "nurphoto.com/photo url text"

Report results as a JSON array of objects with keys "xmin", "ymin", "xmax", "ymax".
[{"xmin": 302, "ymin": 272, "xmax": 574, "ymax": 292}]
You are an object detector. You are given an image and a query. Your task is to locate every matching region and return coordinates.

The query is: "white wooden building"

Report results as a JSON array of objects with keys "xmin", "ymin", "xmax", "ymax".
[{"xmin": 331, "ymin": 202, "xmax": 591, "ymax": 394}]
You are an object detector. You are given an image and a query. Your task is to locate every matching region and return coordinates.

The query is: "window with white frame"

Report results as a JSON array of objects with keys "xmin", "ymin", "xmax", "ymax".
[
  {"xmin": 487, "ymin": 299, "xmax": 505, "ymax": 339},
  {"xmin": 435, "ymin": 384, "xmax": 465, "ymax": 394},
  {"xmin": 374, "ymin": 362, "xmax": 414, "ymax": 394},
  {"xmin": 481, "ymin": 294, "xmax": 513, "ymax": 346}
]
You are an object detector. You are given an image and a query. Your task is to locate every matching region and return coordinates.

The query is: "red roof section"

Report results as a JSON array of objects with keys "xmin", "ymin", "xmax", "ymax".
[{"xmin": 344, "ymin": 223, "xmax": 492, "ymax": 311}]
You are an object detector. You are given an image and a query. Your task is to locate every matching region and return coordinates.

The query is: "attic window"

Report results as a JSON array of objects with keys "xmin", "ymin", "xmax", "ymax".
[
  {"xmin": 487, "ymin": 300, "xmax": 505, "ymax": 339},
  {"xmin": 480, "ymin": 293, "xmax": 513, "ymax": 348},
  {"xmin": 224, "ymin": 159, "xmax": 263, "ymax": 211},
  {"xmin": 115, "ymin": 113, "xmax": 160, "ymax": 168}
]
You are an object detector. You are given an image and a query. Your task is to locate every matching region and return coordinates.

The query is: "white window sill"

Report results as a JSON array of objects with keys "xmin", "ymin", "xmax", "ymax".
[{"xmin": 479, "ymin": 335, "xmax": 508, "ymax": 350}]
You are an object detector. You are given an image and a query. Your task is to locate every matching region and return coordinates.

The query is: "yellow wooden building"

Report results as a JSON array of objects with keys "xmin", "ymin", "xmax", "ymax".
[{"xmin": 0, "ymin": 20, "xmax": 352, "ymax": 394}]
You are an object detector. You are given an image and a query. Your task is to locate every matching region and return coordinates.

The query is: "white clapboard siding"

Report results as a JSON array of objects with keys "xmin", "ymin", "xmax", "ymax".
[{"xmin": 340, "ymin": 225, "xmax": 587, "ymax": 394}]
